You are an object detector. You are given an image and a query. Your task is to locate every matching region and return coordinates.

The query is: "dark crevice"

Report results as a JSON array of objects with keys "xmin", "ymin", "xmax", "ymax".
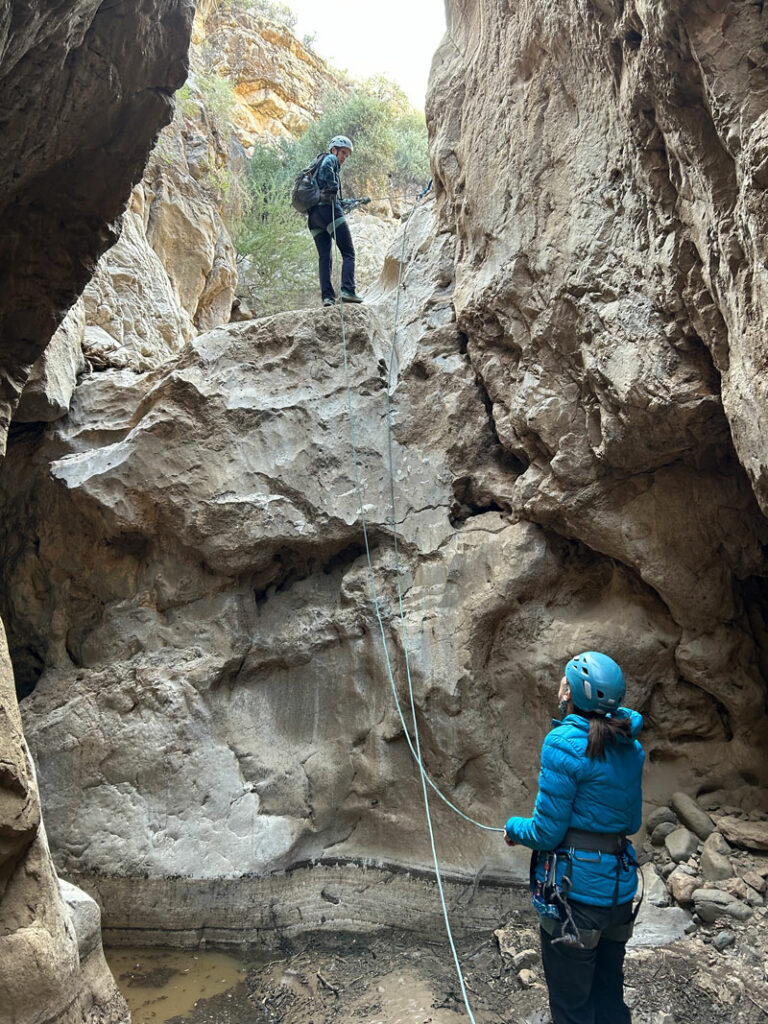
[
  {"xmin": 609, "ymin": 37, "xmax": 623, "ymax": 83},
  {"xmin": 408, "ymin": 359, "xmax": 431, "ymax": 382},
  {"xmin": 6, "ymin": 420, "xmax": 46, "ymax": 444},
  {"xmin": 449, "ymin": 475, "xmax": 505, "ymax": 526},
  {"xmin": 738, "ymin": 574, "xmax": 768, "ymax": 716},
  {"xmin": 253, "ymin": 541, "xmax": 369, "ymax": 609},
  {"xmin": 714, "ymin": 699, "xmax": 734, "ymax": 742},
  {"xmin": 11, "ymin": 645, "xmax": 45, "ymax": 701},
  {"xmin": 471, "ymin": 357, "xmax": 530, "ymax": 476}
]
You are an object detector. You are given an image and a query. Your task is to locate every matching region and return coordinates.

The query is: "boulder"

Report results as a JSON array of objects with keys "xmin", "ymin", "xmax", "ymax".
[
  {"xmin": 717, "ymin": 816, "xmax": 768, "ymax": 851},
  {"xmin": 670, "ymin": 792, "xmax": 715, "ymax": 841},
  {"xmin": 641, "ymin": 863, "xmax": 670, "ymax": 908},
  {"xmin": 629, "ymin": 903, "xmax": 692, "ymax": 948},
  {"xmin": 665, "ymin": 827, "xmax": 699, "ymax": 863},
  {"xmin": 651, "ymin": 822, "xmax": 678, "ymax": 846},
  {"xmin": 667, "ymin": 866, "xmax": 700, "ymax": 904},
  {"xmin": 58, "ymin": 878, "xmax": 103, "ymax": 960},
  {"xmin": 720, "ymin": 877, "xmax": 763, "ymax": 907},
  {"xmin": 700, "ymin": 844, "xmax": 733, "ymax": 883},
  {"xmin": 743, "ymin": 870, "xmax": 767, "ymax": 894},
  {"xmin": 646, "ymin": 807, "xmax": 677, "ymax": 832},
  {"xmin": 712, "ymin": 930, "xmax": 736, "ymax": 952},
  {"xmin": 702, "ymin": 831, "xmax": 732, "ymax": 857},
  {"xmin": 513, "ymin": 949, "xmax": 539, "ymax": 971},
  {"xmin": 692, "ymin": 888, "xmax": 752, "ymax": 923}
]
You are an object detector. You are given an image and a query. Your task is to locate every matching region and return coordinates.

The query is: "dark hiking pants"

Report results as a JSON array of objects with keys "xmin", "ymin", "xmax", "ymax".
[
  {"xmin": 308, "ymin": 202, "xmax": 356, "ymax": 300},
  {"xmin": 539, "ymin": 899, "xmax": 634, "ymax": 1024}
]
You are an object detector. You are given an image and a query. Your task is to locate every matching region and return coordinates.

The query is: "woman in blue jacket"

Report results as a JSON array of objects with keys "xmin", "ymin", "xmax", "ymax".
[{"xmin": 505, "ymin": 651, "xmax": 645, "ymax": 1024}]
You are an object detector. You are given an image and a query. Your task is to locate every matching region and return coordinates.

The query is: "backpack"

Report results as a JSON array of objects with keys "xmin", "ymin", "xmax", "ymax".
[{"xmin": 291, "ymin": 152, "xmax": 328, "ymax": 213}]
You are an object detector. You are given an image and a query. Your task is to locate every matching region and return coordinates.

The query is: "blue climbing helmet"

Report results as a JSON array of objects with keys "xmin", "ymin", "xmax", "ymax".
[
  {"xmin": 328, "ymin": 134, "xmax": 353, "ymax": 152},
  {"xmin": 565, "ymin": 651, "xmax": 625, "ymax": 713}
]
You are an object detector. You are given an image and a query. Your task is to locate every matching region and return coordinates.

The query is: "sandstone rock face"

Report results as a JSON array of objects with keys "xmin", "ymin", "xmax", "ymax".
[
  {"xmin": 0, "ymin": 622, "xmax": 127, "ymax": 1024},
  {"xmin": 14, "ymin": 302, "xmax": 87, "ymax": 424},
  {"xmin": 428, "ymin": 0, "xmax": 768, "ymax": 768},
  {"xmin": 193, "ymin": 3, "xmax": 343, "ymax": 149},
  {"xmin": 1, "ymin": 0, "xmax": 193, "ymax": 1018},
  {"xmin": 82, "ymin": 186, "xmax": 195, "ymax": 372},
  {"xmin": 80, "ymin": 114, "xmax": 238, "ymax": 374},
  {"xmin": 4, "ymin": 0, "xmax": 768, "ymax": 960},
  {"xmin": 671, "ymin": 792, "xmax": 715, "ymax": 841},
  {"xmin": 717, "ymin": 816, "xmax": 768, "ymax": 851},
  {"xmin": 0, "ymin": 212, "xmax": 682, "ymax": 936},
  {"xmin": 0, "ymin": 0, "xmax": 194, "ymax": 445}
]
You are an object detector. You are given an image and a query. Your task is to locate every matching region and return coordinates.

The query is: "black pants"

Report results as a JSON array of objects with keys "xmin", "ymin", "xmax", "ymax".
[
  {"xmin": 308, "ymin": 202, "xmax": 356, "ymax": 299},
  {"xmin": 540, "ymin": 900, "xmax": 633, "ymax": 1024}
]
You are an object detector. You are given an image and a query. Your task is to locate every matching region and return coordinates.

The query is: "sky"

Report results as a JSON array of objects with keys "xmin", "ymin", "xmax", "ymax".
[{"xmin": 285, "ymin": 0, "xmax": 447, "ymax": 109}]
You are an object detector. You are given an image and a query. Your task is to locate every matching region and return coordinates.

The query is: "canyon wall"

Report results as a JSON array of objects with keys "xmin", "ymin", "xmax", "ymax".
[
  {"xmin": 0, "ymin": 0, "xmax": 193, "ymax": 1019},
  {"xmin": 2, "ymin": 0, "xmax": 768, "ymax": 957},
  {"xmin": 428, "ymin": 0, "xmax": 768, "ymax": 761}
]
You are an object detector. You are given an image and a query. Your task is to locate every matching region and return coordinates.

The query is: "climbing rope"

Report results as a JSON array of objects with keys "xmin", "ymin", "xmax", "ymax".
[
  {"xmin": 330, "ymin": 184, "xmax": 496, "ymax": 1024},
  {"xmin": 331, "ymin": 185, "xmax": 502, "ymax": 833}
]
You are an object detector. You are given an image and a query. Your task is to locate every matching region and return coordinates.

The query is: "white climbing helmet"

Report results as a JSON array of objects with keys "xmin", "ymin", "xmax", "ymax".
[{"xmin": 328, "ymin": 135, "xmax": 353, "ymax": 152}]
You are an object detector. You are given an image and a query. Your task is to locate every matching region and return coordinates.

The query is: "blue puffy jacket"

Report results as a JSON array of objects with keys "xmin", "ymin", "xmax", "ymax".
[{"xmin": 505, "ymin": 708, "xmax": 645, "ymax": 906}]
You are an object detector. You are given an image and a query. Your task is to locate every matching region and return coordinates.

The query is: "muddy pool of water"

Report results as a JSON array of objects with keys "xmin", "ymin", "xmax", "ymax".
[{"xmin": 106, "ymin": 948, "xmax": 254, "ymax": 1023}]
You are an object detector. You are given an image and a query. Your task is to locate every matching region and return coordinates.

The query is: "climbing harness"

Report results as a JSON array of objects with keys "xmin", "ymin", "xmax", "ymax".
[
  {"xmin": 530, "ymin": 831, "xmax": 643, "ymax": 948},
  {"xmin": 331, "ymin": 180, "xmax": 495, "ymax": 1024}
]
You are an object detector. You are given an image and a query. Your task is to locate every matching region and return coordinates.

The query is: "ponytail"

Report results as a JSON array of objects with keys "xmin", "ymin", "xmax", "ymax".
[{"xmin": 583, "ymin": 711, "xmax": 633, "ymax": 760}]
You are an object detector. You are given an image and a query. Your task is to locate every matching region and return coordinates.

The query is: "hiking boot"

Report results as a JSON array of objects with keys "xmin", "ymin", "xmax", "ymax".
[
  {"xmin": 340, "ymin": 290, "xmax": 364, "ymax": 303},
  {"xmin": 322, "ymin": 297, "xmax": 336, "ymax": 306}
]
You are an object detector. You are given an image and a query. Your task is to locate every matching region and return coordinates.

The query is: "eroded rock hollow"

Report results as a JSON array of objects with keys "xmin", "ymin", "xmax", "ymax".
[{"xmin": 2, "ymin": 0, "xmax": 768, "ymax": 993}]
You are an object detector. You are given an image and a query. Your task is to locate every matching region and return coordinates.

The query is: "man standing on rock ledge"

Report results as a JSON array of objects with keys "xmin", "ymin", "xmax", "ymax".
[{"xmin": 307, "ymin": 135, "xmax": 365, "ymax": 307}]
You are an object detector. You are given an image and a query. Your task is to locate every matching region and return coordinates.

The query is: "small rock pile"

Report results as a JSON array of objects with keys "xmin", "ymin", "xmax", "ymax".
[{"xmin": 641, "ymin": 788, "xmax": 768, "ymax": 943}]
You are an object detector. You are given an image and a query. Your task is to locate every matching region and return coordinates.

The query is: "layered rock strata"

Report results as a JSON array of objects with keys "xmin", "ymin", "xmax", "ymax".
[{"xmin": 192, "ymin": 2, "xmax": 344, "ymax": 149}]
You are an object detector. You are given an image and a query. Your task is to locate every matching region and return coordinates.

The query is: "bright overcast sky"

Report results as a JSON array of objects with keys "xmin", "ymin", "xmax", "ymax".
[{"xmin": 287, "ymin": 0, "xmax": 447, "ymax": 109}]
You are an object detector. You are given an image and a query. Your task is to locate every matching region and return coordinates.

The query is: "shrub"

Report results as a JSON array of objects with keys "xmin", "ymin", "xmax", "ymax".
[
  {"xmin": 217, "ymin": 0, "xmax": 298, "ymax": 29},
  {"xmin": 197, "ymin": 71, "xmax": 238, "ymax": 139},
  {"xmin": 234, "ymin": 145, "xmax": 316, "ymax": 315},
  {"xmin": 283, "ymin": 80, "xmax": 429, "ymax": 198}
]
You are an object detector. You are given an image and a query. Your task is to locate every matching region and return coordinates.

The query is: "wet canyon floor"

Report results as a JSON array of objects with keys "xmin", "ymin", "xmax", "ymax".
[{"xmin": 106, "ymin": 918, "xmax": 768, "ymax": 1024}]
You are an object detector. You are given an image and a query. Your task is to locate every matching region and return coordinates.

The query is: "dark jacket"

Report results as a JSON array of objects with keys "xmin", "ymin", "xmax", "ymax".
[
  {"xmin": 315, "ymin": 153, "xmax": 343, "ymax": 204},
  {"xmin": 505, "ymin": 709, "xmax": 645, "ymax": 906}
]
